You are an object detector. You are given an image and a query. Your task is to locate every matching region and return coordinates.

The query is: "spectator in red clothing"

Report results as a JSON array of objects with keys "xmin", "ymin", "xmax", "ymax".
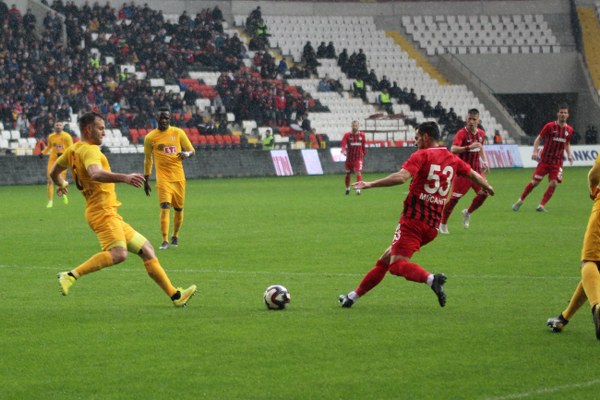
[
  {"xmin": 339, "ymin": 121, "xmax": 494, "ymax": 309},
  {"xmin": 274, "ymin": 90, "xmax": 286, "ymax": 127}
]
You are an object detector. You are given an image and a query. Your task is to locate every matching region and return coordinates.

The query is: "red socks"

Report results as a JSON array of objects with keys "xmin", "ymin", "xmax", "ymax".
[
  {"xmin": 388, "ymin": 259, "xmax": 429, "ymax": 283},
  {"xmin": 540, "ymin": 186, "xmax": 556, "ymax": 206},
  {"xmin": 356, "ymin": 259, "xmax": 389, "ymax": 296},
  {"xmin": 468, "ymin": 193, "xmax": 487, "ymax": 214}
]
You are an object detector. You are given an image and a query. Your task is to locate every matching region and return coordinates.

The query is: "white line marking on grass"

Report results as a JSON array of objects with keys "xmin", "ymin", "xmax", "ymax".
[
  {"xmin": 0, "ymin": 264, "xmax": 583, "ymax": 280},
  {"xmin": 485, "ymin": 379, "xmax": 600, "ymax": 400}
]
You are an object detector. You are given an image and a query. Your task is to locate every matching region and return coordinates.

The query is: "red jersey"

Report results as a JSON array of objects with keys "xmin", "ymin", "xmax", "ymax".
[
  {"xmin": 401, "ymin": 146, "xmax": 472, "ymax": 228},
  {"xmin": 538, "ymin": 121, "xmax": 573, "ymax": 166},
  {"xmin": 453, "ymin": 127, "xmax": 486, "ymax": 173},
  {"xmin": 341, "ymin": 131, "xmax": 366, "ymax": 162}
]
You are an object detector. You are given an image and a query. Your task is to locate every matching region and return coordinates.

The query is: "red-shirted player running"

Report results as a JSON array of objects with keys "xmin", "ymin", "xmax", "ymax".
[
  {"xmin": 341, "ymin": 120, "xmax": 366, "ymax": 195},
  {"xmin": 439, "ymin": 108, "xmax": 490, "ymax": 234},
  {"xmin": 339, "ymin": 122, "xmax": 494, "ymax": 308},
  {"xmin": 512, "ymin": 104, "xmax": 574, "ymax": 212}
]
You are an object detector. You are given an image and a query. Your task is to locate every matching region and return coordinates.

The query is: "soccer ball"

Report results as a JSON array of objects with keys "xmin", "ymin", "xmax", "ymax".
[{"xmin": 263, "ymin": 285, "xmax": 291, "ymax": 310}]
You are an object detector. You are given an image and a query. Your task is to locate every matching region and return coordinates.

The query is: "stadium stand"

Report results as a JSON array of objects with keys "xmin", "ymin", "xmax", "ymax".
[
  {"xmin": 403, "ymin": 14, "xmax": 560, "ymax": 56},
  {"xmin": 1, "ymin": 1, "xmax": 599, "ymax": 155}
]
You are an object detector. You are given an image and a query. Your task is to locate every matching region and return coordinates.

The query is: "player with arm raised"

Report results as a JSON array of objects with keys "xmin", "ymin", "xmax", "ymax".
[
  {"xmin": 339, "ymin": 121, "xmax": 494, "ymax": 308},
  {"xmin": 51, "ymin": 111, "xmax": 196, "ymax": 307},
  {"xmin": 512, "ymin": 104, "xmax": 574, "ymax": 212},
  {"xmin": 439, "ymin": 108, "xmax": 490, "ymax": 234},
  {"xmin": 341, "ymin": 120, "xmax": 366, "ymax": 195},
  {"xmin": 144, "ymin": 106, "xmax": 195, "ymax": 250}
]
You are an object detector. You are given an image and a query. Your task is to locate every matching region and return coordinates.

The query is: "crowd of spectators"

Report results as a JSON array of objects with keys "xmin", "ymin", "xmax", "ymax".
[
  {"xmin": 0, "ymin": 0, "xmax": 326, "ymax": 146},
  {"xmin": 0, "ymin": 0, "xmax": 479, "ymax": 150}
]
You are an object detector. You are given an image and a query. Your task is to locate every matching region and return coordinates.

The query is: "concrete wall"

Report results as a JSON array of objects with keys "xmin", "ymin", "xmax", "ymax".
[
  {"xmin": 453, "ymin": 53, "xmax": 583, "ymax": 94},
  {"xmin": 0, "ymin": 147, "xmax": 416, "ymax": 186}
]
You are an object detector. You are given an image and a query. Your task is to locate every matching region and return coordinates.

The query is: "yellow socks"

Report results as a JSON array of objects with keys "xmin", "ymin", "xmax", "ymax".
[
  {"xmin": 160, "ymin": 208, "xmax": 170, "ymax": 242},
  {"xmin": 47, "ymin": 183, "xmax": 54, "ymax": 202},
  {"xmin": 73, "ymin": 251, "xmax": 114, "ymax": 277},
  {"xmin": 563, "ymin": 281, "xmax": 588, "ymax": 320},
  {"xmin": 143, "ymin": 258, "xmax": 177, "ymax": 297},
  {"xmin": 173, "ymin": 210, "xmax": 184, "ymax": 238},
  {"xmin": 581, "ymin": 261, "xmax": 600, "ymax": 308}
]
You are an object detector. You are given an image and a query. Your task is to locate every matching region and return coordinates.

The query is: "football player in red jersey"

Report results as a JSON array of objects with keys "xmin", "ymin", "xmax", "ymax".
[
  {"xmin": 341, "ymin": 120, "xmax": 366, "ymax": 195},
  {"xmin": 339, "ymin": 121, "xmax": 494, "ymax": 308},
  {"xmin": 439, "ymin": 108, "xmax": 490, "ymax": 234},
  {"xmin": 512, "ymin": 104, "xmax": 574, "ymax": 212}
]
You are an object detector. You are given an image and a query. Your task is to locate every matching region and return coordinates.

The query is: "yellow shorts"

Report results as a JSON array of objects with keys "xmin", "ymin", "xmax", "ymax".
[
  {"xmin": 47, "ymin": 158, "xmax": 66, "ymax": 179},
  {"xmin": 157, "ymin": 180, "xmax": 186, "ymax": 208},
  {"xmin": 87, "ymin": 210, "xmax": 147, "ymax": 253},
  {"xmin": 582, "ymin": 202, "xmax": 600, "ymax": 261}
]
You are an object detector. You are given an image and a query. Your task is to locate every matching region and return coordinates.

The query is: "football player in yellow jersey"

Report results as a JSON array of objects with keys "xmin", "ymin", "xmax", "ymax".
[
  {"xmin": 547, "ymin": 155, "xmax": 600, "ymax": 338},
  {"xmin": 143, "ymin": 107, "xmax": 195, "ymax": 250},
  {"xmin": 49, "ymin": 111, "xmax": 196, "ymax": 307},
  {"xmin": 40, "ymin": 121, "xmax": 73, "ymax": 208}
]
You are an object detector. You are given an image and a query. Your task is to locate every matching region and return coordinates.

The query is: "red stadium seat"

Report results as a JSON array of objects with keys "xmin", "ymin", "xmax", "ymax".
[{"xmin": 130, "ymin": 129, "xmax": 139, "ymax": 143}]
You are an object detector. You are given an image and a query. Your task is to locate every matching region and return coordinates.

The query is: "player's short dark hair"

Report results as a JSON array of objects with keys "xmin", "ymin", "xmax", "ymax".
[
  {"xmin": 158, "ymin": 106, "xmax": 171, "ymax": 113},
  {"xmin": 417, "ymin": 121, "xmax": 440, "ymax": 140},
  {"xmin": 468, "ymin": 108, "xmax": 479, "ymax": 116},
  {"xmin": 558, "ymin": 103, "xmax": 569, "ymax": 111},
  {"xmin": 78, "ymin": 111, "xmax": 104, "ymax": 132}
]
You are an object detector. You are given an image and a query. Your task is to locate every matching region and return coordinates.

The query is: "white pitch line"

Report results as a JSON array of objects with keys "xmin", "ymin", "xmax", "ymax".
[
  {"xmin": 485, "ymin": 379, "xmax": 600, "ymax": 400},
  {"xmin": 0, "ymin": 264, "xmax": 583, "ymax": 280}
]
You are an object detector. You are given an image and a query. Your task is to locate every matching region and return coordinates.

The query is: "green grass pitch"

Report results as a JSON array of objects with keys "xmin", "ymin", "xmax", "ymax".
[{"xmin": 1, "ymin": 167, "xmax": 600, "ymax": 399}]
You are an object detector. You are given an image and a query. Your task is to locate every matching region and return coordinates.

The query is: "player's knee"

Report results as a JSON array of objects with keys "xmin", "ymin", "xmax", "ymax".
[
  {"xmin": 174, "ymin": 207, "xmax": 183, "ymax": 212},
  {"xmin": 110, "ymin": 247, "xmax": 128, "ymax": 264},
  {"xmin": 160, "ymin": 202, "xmax": 171, "ymax": 209},
  {"xmin": 138, "ymin": 241, "xmax": 156, "ymax": 260}
]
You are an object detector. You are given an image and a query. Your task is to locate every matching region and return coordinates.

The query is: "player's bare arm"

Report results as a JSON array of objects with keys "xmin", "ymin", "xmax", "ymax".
[
  {"xmin": 566, "ymin": 142, "xmax": 574, "ymax": 165},
  {"xmin": 468, "ymin": 170, "xmax": 495, "ymax": 196},
  {"xmin": 531, "ymin": 135, "xmax": 542, "ymax": 160},
  {"xmin": 87, "ymin": 164, "xmax": 145, "ymax": 188},
  {"xmin": 49, "ymin": 162, "xmax": 69, "ymax": 196},
  {"xmin": 480, "ymin": 147, "xmax": 490, "ymax": 173},
  {"xmin": 588, "ymin": 162, "xmax": 600, "ymax": 199},
  {"xmin": 353, "ymin": 168, "xmax": 412, "ymax": 190}
]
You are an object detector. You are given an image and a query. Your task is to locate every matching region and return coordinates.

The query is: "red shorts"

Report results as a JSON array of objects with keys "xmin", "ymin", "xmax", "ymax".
[
  {"xmin": 450, "ymin": 174, "xmax": 483, "ymax": 198},
  {"xmin": 390, "ymin": 217, "xmax": 438, "ymax": 258},
  {"xmin": 345, "ymin": 159, "xmax": 363, "ymax": 174},
  {"xmin": 533, "ymin": 162, "xmax": 563, "ymax": 183}
]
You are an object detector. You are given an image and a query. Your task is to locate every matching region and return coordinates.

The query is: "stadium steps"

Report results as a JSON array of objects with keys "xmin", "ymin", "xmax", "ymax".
[
  {"xmin": 577, "ymin": 7, "xmax": 600, "ymax": 91},
  {"xmin": 384, "ymin": 30, "xmax": 448, "ymax": 86}
]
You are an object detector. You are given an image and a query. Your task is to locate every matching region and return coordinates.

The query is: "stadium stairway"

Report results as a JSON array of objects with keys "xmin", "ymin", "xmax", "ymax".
[
  {"xmin": 577, "ymin": 7, "xmax": 600, "ymax": 92},
  {"xmin": 384, "ymin": 31, "xmax": 448, "ymax": 86}
]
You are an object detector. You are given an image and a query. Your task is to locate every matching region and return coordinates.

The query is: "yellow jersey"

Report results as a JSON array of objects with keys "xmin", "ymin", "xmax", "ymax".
[
  {"xmin": 43, "ymin": 131, "xmax": 73, "ymax": 161},
  {"xmin": 57, "ymin": 142, "xmax": 121, "ymax": 216},
  {"xmin": 143, "ymin": 126, "xmax": 193, "ymax": 183}
]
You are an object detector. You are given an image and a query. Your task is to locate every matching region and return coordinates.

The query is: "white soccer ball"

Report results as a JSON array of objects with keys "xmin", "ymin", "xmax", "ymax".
[{"xmin": 263, "ymin": 285, "xmax": 291, "ymax": 310}]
